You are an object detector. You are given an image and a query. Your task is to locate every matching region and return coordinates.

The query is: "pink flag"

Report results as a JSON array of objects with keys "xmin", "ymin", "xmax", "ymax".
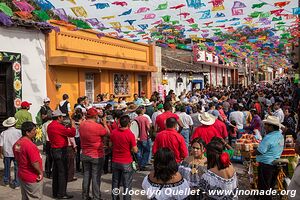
[
  {"xmin": 136, "ymin": 7, "xmax": 150, "ymax": 13},
  {"xmin": 152, "ymin": 19, "xmax": 162, "ymax": 25},
  {"xmin": 143, "ymin": 13, "xmax": 156, "ymax": 19},
  {"xmin": 178, "ymin": 12, "xmax": 190, "ymax": 18},
  {"xmin": 13, "ymin": 0, "xmax": 34, "ymax": 13},
  {"xmin": 186, "ymin": 18, "xmax": 195, "ymax": 24}
]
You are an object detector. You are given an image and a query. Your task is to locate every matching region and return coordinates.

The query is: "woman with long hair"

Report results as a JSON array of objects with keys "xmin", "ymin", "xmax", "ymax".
[
  {"xmin": 142, "ymin": 148, "xmax": 189, "ymax": 200},
  {"xmin": 283, "ymin": 108, "xmax": 297, "ymax": 140},
  {"xmin": 179, "ymin": 138, "xmax": 206, "ymax": 199},
  {"xmin": 199, "ymin": 140, "xmax": 238, "ymax": 200}
]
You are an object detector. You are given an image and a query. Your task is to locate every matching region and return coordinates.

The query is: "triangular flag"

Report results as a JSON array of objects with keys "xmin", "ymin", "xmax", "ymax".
[{"xmin": 162, "ymin": 15, "xmax": 171, "ymax": 22}]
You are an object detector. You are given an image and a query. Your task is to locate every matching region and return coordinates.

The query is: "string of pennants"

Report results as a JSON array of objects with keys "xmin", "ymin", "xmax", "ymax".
[{"xmin": 0, "ymin": 0, "xmax": 298, "ymax": 68}]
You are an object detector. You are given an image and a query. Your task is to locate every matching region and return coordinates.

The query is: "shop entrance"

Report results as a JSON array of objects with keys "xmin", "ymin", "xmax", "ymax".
[
  {"xmin": 137, "ymin": 75, "xmax": 148, "ymax": 97},
  {"xmin": 0, "ymin": 62, "xmax": 14, "ymax": 132}
]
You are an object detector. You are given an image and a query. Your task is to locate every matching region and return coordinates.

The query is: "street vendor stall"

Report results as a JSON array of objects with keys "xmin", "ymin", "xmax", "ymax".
[{"xmin": 235, "ymin": 134, "xmax": 298, "ymax": 190}]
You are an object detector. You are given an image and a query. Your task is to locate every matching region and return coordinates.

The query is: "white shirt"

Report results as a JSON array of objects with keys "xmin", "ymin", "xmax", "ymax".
[
  {"xmin": 0, "ymin": 127, "xmax": 22, "ymax": 157},
  {"xmin": 75, "ymin": 104, "xmax": 87, "ymax": 114},
  {"xmin": 179, "ymin": 112, "xmax": 193, "ymax": 129},
  {"xmin": 273, "ymin": 108, "xmax": 284, "ymax": 123},
  {"xmin": 42, "ymin": 120, "xmax": 52, "ymax": 142},
  {"xmin": 229, "ymin": 111, "xmax": 245, "ymax": 130},
  {"xmin": 151, "ymin": 110, "xmax": 162, "ymax": 127}
]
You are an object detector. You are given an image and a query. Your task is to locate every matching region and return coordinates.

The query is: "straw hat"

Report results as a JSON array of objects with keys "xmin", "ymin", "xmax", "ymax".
[
  {"xmin": 143, "ymin": 99, "xmax": 152, "ymax": 106},
  {"xmin": 2, "ymin": 117, "xmax": 18, "ymax": 127},
  {"xmin": 126, "ymin": 104, "xmax": 138, "ymax": 112},
  {"xmin": 198, "ymin": 112, "xmax": 216, "ymax": 126},
  {"xmin": 263, "ymin": 116, "xmax": 285, "ymax": 128}
]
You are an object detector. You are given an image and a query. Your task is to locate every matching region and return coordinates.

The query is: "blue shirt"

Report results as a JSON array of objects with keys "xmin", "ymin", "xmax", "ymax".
[{"xmin": 256, "ymin": 130, "xmax": 284, "ymax": 165}]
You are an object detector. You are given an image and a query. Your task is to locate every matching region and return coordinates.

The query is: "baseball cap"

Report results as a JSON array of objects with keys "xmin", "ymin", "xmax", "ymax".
[
  {"xmin": 157, "ymin": 104, "xmax": 163, "ymax": 110},
  {"xmin": 87, "ymin": 108, "xmax": 98, "ymax": 117},
  {"xmin": 21, "ymin": 101, "xmax": 32, "ymax": 108},
  {"xmin": 43, "ymin": 97, "xmax": 50, "ymax": 103},
  {"xmin": 52, "ymin": 110, "xmax": 66, "ymax": 117}
]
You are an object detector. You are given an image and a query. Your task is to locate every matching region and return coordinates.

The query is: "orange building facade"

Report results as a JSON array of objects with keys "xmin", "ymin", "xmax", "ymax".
[{"xmin": 46, "ymin": 23, "xmax": 157, "ymax": 109}]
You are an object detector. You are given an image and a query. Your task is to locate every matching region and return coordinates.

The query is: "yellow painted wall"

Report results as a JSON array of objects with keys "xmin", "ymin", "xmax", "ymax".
[{"xmin": 47, "ymin": 66, "xmax": 79, "ymax": 109}]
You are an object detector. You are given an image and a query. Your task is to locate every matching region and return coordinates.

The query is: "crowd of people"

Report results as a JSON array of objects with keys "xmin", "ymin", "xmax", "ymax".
[{"xmin": 1, "ymin": 77, "xmax": 300, "ymax": 200}]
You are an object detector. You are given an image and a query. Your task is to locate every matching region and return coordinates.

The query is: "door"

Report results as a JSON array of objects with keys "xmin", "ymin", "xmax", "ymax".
[
  {"xmin": 85, "ymin": 73, "xmax": 94, "ymax": 104},
  {"xmin": 0, "ymin": 62, "xmax": 14, "ymax": 132}
]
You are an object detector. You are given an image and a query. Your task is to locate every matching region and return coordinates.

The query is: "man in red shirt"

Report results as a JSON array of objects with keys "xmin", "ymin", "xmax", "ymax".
[
  {"xmin": 13, "ymin": 122, "xmax": 43, "ymax": 199},
  {"xmin": 192, "ymin": 112, "xmax": 221, "ymax": 144},
  {"xmin": 155, "ymin": 102, "xmax": 183, "ymax": 133},
  {"xmin": 213, "ymin": 118, "xmax": 228, "ymax": 139},
  {"xmin": 47, "ymin": 110, "xmax": 76, "ymax": 199},
  {"xmin": 152, "ymin": 117, "xmax": 188, "ymax": 163},
  {"xmin": 79, "ymin": 108, "xmax": 110, "ymax": 200},
  {"xmin": 135, "ymin": 107, "xmax": 151, "ymax": 170},
  {"xmin": 110, "ymin": 115, "xmax": 138, "ymax": 200}
]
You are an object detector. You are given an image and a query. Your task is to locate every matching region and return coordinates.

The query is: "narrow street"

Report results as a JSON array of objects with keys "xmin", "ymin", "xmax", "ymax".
[{"xmin": 0, "ymin": 146, "xmax": 251, "ymax": 200}]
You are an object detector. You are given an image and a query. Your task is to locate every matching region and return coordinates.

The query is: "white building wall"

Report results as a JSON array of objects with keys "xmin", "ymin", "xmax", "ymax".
[
  {"xmin": 152, "ymin": 47, "xmax": 162, "ymax": 93},
  {"xmin": 0, "ymin": 27, "xmax": 46, "ymax": 121}
]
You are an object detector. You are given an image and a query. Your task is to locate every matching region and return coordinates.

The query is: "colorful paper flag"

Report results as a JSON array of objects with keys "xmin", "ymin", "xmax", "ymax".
[
  {"xmin": 156, "ymin": 2, "xmax": 168, "ymax": 10},
  {"xmin": 0, "ymin": 3, "xmax": 13, "ymax": 17},
  {"xmin": 53, "ymin": 8, "xmax": 68, "ymax": 21},
  {"xmin": 71, "ymin": 6, "xmax": 88, "ymax": 17},
  {"xmin": 118, "ymin": 9, "xmax": 132, "ymax": 16},
  {"xmin": 135, "ymin": 7, "xmax": 150, "ymax": 13}
]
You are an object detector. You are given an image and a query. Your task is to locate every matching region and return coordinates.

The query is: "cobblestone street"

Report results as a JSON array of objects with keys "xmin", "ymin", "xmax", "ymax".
[{"xmin": 0, "ymin": 146, "xmax": 253, "ymax": 200}]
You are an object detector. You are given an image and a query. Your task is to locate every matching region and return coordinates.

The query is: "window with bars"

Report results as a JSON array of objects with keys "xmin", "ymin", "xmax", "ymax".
[{"xmin": 113, "ymin": 73, "xmax": 129, "ymax": 96}]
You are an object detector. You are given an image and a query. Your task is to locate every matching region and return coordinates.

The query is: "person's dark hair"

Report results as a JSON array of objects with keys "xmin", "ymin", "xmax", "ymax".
[
  {"xmin": 136, "ymin": 108, "xmax": 143, "ymax": 115},
  {"xmin": 119, "ymin": 115, "xmax": 130, "ymax": 128},
  {"xmin": 175, "ymin": 104, "xmax": 181, "ymax": 112},
  {"xmin": 211, "ymin": 137, "xmax": 225, "ymax": 150},
  {"xmin": 163, "ymin": 102, "xmax": 172, "ymax": 111},
  {"xmin": 250, "ymin": 109, "xmax": 258, "ymax": 115},
  {"xmin": 191, "ymin": 137, "xmax": 206, "ymax": 149},
  {"xmin": 63, "ymin": 94, "xmax": 69, "ymax": 100},
  {"xmin": 21, "ymin": 121, "xmax": 36, "ymax": 137},
  {"xmin": 206, "ymin": 140, "xmax": 230, "ymax": 170},
  {"xmin": 97, "ymin": 94, "xmax": 104, "ymax": 101},
  {"xmin": 105, "ymin": 104, "xmax": 113, "ymax": 110},
  {"xmin": 72, "ymin": 113, "xmax": 83, "ymax": 122},
  {"xmin": 166, "ymin": 117, "xmax": 177, "ymax": 128},
  {"xmin": 82, "ymin": 96, "xmax": 88, "ymax": 101},
  {"xmin": 266, "ymin": 123, "xmax": 280, "ymax": 131},
  {"xmin": 233, "ymin": 103, "xmax": 239, "ymax": 111},
  {"xmin": 179, "ymin": 105, "xmax": 185, "ymax": 113},
  {"xmin": 208, "ymin": 102, "xmax": 215, "ymax": 109},
  {"xmin": 77, "ymin": 97, "xmax": 83, "ymax": 104},
  {"xmin": 113, "ymin": 110, "xmax": 124, "ymax": 120},
  {"xmin": 168, "ymin": 90, "xmax": 174, "ymax": 96},
  {"xmin": 153, "ymin": 148, "xmax": 178, "ymax": 183}
]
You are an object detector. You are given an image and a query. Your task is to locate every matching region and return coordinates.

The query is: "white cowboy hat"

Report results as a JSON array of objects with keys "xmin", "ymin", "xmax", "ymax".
[
  {"xmin": 198, "ymin": 112, "xmax": 216, "ymax": 126},
  {"xmin": 143, "ymin": 99, "xmax": 152, "ymax": 106},
  {"xmin": 263, "ymin": 116, "xmax": 285, "ymax": 128},
  {"xmin": 2, "ymin": 117, "xmax": 18, "ymax": 127}
]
